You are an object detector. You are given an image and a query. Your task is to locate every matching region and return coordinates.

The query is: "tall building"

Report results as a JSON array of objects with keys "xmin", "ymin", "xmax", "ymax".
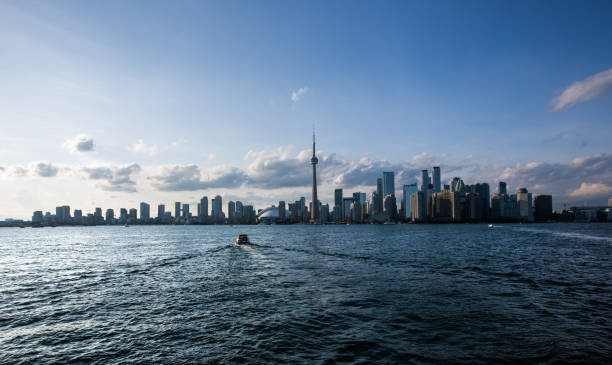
[
  {"xmin": 403, "ymin": 183, "xmax": 419, "ymax": 219},
  {"xmin": 32, "ymin": 211, "xmax": 43, "ymax": 223},
  {"xmin": 383, "ymin": 194, "xmax": 397, "ymax": 221},
  {"xmin": 534, "ymin": 195, "xmax": 553, "ymax": 221},
  {"xmin": 498, "ymin": 181, "xmax": 507, "ymax": 195},
  {"xmin": 157, "ymin": 204, "xmax": 165, "ymax": 219},
  {"xmin": 472, "ymin": 183, "xmax": 490, "ymax": 220},
  {"xmin": 199, "ymin": 196, "xmax": 208, "ymax": 218},
  {"xmin": 310, "ymin": 130, "xmax": 320, "ymax": 223},
  {"xmin": 228, "ymin": 201, "xmax": 236, "ymax": 222},
  {"xmin": 278, "ymin": 201, "xmax": 286, "ymax": 220},
  {"xmin": 140, "ymin": 202, "xmax": 150, "ymax": 220},
  {"xmin": 432, "ymin": 166, "xmax": 441, "ymax": 193},
  {"xmin": 73, "ymin": 209, "xmax": 82, "ymax": 218},
  {"xmin": 420, "ymin": 170, "xmax": 429, "ymax": 192},
  {"xmin": 516, "ymin": 188, "xmax": 533, "ymax": 221},
  {"xmin": 410, "ymin": 192, "xmax": 426, "ymax": 222},
  {"xmin": 382, "ymin": 171, "xmax": 395, "ymax": 198},
  {"xmin": 55, "ymin": 206, "xmax": 70, "ymax": 222},
  {"xmin": 174, "ymin": 202, "xmax": 181, "ymax": 219},
  {"xmin": 342, "ymin": 197, "xmax": 354, "ymax": 221},
  {"xmin": 235, "ymin": 201, "xmax": 244, "ymax": 222},
  {"xmin": 211, "ymin": 195, "xmax": 223, "ymax": 220},
  {"xmin": 105, "ymin": 209, "xmax": 114, "ymax": 224},
  {"xmin": 182, "ymin": 203, "xmax": 189, "ymax": 218},
  {"xmin": 375, "ymin": 178, "xmax": 384, "ymax": 213},
  {"xmin": 129, "ymin": 208, "xmax": 137, "ymax": 220}
]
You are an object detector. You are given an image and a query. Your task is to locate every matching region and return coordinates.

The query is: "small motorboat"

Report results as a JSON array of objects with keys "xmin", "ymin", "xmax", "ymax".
[
  {"xmin": 488, "ymin": 224, "xmax": 494, "ymax": 228},
  {"xmin": 235, "ymin": 234, "xmax": 251, "ymax": 245}
]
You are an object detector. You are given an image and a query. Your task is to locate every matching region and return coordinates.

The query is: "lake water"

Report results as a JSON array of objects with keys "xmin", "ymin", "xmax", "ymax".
[{"xmin": 1, "ymin": 224, "xmax": 611, "ymax": 363}]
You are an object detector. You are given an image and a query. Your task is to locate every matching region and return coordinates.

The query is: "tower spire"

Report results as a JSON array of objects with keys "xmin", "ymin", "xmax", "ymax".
[{"xmin": 312, "ymin": 126, "xmax": 316, "ymax": 156}]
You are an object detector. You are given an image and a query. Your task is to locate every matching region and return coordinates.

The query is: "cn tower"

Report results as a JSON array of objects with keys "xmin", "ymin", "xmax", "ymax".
[{"xmin": 310, "ymin": 129, "xmax": 319, "ymax": 223}]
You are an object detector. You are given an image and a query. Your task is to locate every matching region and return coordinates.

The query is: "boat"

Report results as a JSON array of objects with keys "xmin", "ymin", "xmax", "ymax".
[
  {"xmin": 235, "ymin": 234, "xmax": 251, "ymax": 245},
  {"xmin": 488, "ymin": 224, "xmax": 494, "ymax": 228}
]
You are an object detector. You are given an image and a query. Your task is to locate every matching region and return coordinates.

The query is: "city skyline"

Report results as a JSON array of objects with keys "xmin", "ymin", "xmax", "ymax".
[{"xmin": 1, "ymin": 1, "xmax": 612, "ymax": 219}]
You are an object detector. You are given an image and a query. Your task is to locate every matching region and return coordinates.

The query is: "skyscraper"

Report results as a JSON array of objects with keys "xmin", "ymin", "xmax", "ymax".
[
  {"xmin": 140, "ymin": 202, "xmax": 150, "ymax": 220},
  {"xmin": 228, "ymin": 201, "xmax": 236, "ymax": 222},
  {"xmin": 498, "ymin": 181, "xmax": 507, "ymax": 195},
  {"xmin": 157, "ymin": 204, "xmax": 165, "ymax": 219},
  {"xmin": 382, "ymin": 171, "xmax": 395, "ymax": 198},
  {"xmin": 432, "ymin": 166, "xmax": 441, "ymax": 193},
  {"xmin": 376, "ymin": 178, "xmax": 384, "ymax": 212},
  {"xmin": 403, "ymin": 183, "xmax": 419, "ymax": 219},
  {"xmin": 182, "ymin": 203, "xmax": 189, "ymax": 218},
  {"xmin": 174, "ymin": 202, "xmax": 181, "ymax": 219},
  {"xmin": 420, "ymin": 170, "xmax": 429, "ymax": 192},
  {"xmin": 199, "ymin": 196, "xmax": 208, "ymax": 218},
  {"xmin": 310, "ymin": 130, "xmax": 319, "ymax": 223},
  {"xmin": 211, "ymin": 195, "xmax": 222, "ymax": 220}
]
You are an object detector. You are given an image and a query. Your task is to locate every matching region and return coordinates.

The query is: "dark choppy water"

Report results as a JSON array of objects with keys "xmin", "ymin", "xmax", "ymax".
[{"xmin": 1, "ymin": 224, "xmax": 611, "ymax": 363}]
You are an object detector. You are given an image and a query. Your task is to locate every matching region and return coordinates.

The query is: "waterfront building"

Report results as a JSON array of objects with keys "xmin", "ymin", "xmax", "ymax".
[
  {"xmin": 55, "ymin": 206, "xmax": 70, "ymax": 223},
  {"xmin": 199, "ymin": 196, "xmax": 208, "ymax": 218},
  {"xmin": 383, "ymin": 194, "xmax": 398, "ymax": 221},
  {"xmin": 517, "ymin": 188, "xmax": 533, "ymax": 221},
  {"xmin": 320, "ymin": 204, "xmax": 330, "ymax": 223},
  {"xmin": 105, "ymin": 209, "xmax": 114, "ymax": 224},
  {"xmin": 498, "ymin": 181, "xmax": 507, "ymax": 195},
  {"xmin": 451, "ymin": 177, "xmax": 465, "ymax": 193},
  {"xmin": 343, "ymin": 197, "xmax": 354, "ymax": 221},
  {"xmin": 431, "ymin": 191, "xmax": 461, "ymax": 222},
  {"xmin": 375, "ymin": 178, "xmax": 384, "ymax": 212},
  {"xmin": 74, "ymin": 210, "xmax": 82, "ymax": 218},
  {"xmin": 432, "ymin": 166, "xmax": 441, "ymax": 193},
  {"xmin": 129, "ymin": 208, "xmax": 137, "ymax": 220},
  {"xmin": 157, "ymin": 204, "xmax": 165, "ymax": 219},
  {"xmin": 278, "ymin": 201, "xmax": 286, "ymax": 220},
  {"xmin": 32, "ymin": 211, "xmax": 43, "ymax": 223},
  {"xmin": 410, "ymin": 192, "xmax": 426, "ymax": 222},
  {"xmin": 182, "ymin": 203, "xmax": 189, "ymax": 219},
  {"xmin": 402, "ymin": 183, "xmax": 418, "ymax": 220},
  {"xmin": 420, "ymin": 170, "xmax": 429, "ymax": 192},
  {"xmin": 534, "ymin": 195, "xmax": 553, "ymax": 221},
  {"xmin": 174, "ymin": 202, "xmax": 181, "ymax": 219},
  {"xmin": 140, "ymin": 202, "xmax": 150, "ymax": 220},
  {"xmin": 211, "ymin": 195, "xmax": 223, "ymax": 221},
  {"xmin": 472, "ymin": 183, "xmax": 490, "ymax": 220},
  {"xmin": 383, "ymin": 171, "xmax": 395, "ymax": 198},
  {"xmin": 490, "ymin": 194, "xmax": 504, "ymax": 220},
  {"xmin": 350, "ymin": 200, "xmax": 362, "ymax": 223},
  {"xmin": 228, "ymin": 201, "xmax": 236, "ymax": 222}
]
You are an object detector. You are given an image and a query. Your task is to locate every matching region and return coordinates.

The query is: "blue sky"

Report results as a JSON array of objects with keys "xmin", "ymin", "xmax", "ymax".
[{"xmin": 1, "ymin": 0, "xmax": 611, "ymax": 218}]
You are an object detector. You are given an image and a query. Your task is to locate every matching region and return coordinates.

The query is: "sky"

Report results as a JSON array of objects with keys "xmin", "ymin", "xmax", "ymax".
[{"xmin": 1, "ymin": 0, "xmax": 611, "ymax": 219}]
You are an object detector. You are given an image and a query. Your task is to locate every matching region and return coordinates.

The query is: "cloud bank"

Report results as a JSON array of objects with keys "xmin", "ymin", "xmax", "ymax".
[{"xmin": 551, "ymin": 68, "xmax": 612, "ymax": 111}]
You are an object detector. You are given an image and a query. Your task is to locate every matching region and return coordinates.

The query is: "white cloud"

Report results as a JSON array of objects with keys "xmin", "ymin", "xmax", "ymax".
[
  {"xmin": 150, "ymin": 164, "xmax": 247, "ymax": 191},
  {"xmin": 551, "ymin": 68, "xmax": 612, "ymax": 111},
  {"xmin": 291, "ymin": 87, "xmax": 309, "ymax": 102},
  {"xmin": 63, "ymin": 134, "xmax": 95, "ymax": 153},
  {"xmin": 32, "ymin": 161, "xmax": 59, "ymax": 177},
  {"xmin": 132, "ymin": 140, "xmax": 158, "ymax": 156},
  {"xmin": 82, "ymin": 163, "xmax": 141, "ymax": 192},
  {"xmin": 569, "ymin": 183, "xmax": 612, "ymax": 199}
]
